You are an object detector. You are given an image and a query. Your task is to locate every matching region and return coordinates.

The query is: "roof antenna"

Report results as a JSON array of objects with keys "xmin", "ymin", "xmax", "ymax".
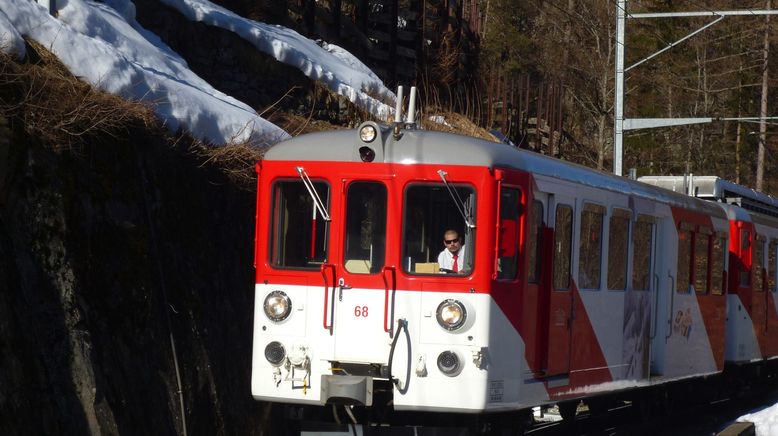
[
  {"xmin": 393, "ymin": 86, "xmax": 404, "ymax": 139},
  {"xmin": 406, "ymin": 86, "xmax": 417, "ymax": 128}
]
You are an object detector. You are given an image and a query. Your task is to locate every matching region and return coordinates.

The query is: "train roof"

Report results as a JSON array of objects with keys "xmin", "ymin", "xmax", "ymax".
[
  {"xmin": 639, "ymin": 175, "xmax": 778, "ymax": 219},
  {"xmin": 263, "ymin": 123, "xmax": 726, "ymax": 216}
]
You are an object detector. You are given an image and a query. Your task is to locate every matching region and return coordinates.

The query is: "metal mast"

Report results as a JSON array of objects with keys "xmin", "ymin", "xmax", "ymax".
[{"xmin": 613, "ymin": 4, "xmax": 778, "ymax": 176}]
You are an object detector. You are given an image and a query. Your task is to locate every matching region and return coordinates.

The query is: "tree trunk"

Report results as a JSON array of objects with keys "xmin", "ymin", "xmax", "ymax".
[{"xmin": 757, "ymin": 0, "xmax": 771, "ymax": 191}]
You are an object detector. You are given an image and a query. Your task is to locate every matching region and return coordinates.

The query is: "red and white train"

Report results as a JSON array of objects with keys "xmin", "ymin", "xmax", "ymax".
[{"xmin": 250, "ymin": 117, "xmax": 778, "ymax": 427}]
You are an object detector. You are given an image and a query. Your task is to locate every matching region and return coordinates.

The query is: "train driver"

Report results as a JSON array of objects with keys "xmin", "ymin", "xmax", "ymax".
[{"xmin": 438, "ymin": 229, "xmax": 466, "ymax": 274}]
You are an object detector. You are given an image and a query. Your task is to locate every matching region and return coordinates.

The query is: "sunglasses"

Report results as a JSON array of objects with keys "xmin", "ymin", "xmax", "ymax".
[{"xmin": 444, "ymin": 239, "xmax": 460, "ymax": 245}]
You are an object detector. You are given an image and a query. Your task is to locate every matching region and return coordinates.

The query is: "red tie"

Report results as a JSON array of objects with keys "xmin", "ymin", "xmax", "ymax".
[{"xmin": 452, "ymin": 254, "xmax": 459, "ymax": 272}]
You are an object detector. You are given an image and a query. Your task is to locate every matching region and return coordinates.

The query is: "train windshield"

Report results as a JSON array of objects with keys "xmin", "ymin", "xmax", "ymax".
[
  {"xmin": 269, "ymin": 179, "xmax": 330, "ymax": 269},
  {"xmin": 402, "ymin": 183, "xmax": 476, "ymax": 275},
  {"xmin": 344, "ymin": 182, "xmax": 387, "ymax": 274}
]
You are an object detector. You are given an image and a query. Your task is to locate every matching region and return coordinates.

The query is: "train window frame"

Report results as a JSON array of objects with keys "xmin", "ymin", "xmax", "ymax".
[
  {"xmin": 401, "ymin": 182, "xmax": 477, "ymax": 276},
  {"xmin": 632, "ymin": 215, "xmax": 655, "ymax": 292},
  {"xmin": 607, "ymin": 208, "xmax": 631, "ymax": 291},
  {"xmin": 343, "ymin": 181, "xmax": 387, "ymax": 275},
  {"xmin": 268, "ymin": 178, "xmax": 331, "ymax": 270},
  {"xmin": 527, "ymin": 200, "xmax": 544, "ymax": 284},
  {"xmin": 676, "ymin": 222, "xmax": 694, "ymax": 293},
  {"xmin": 693, "ymin": 226, "xmax": 712, "ymax": 295},
  {"xmin": 578, "ymin": 202, "xmax": 605, "ymax": 291},
  {"xmin": 754, "ymin": 234, "xmax": 765, "ymax": 292},
  {"xmin": 496, "ymin": 186, "xmax": 522, "ymax": 281},
  {"xmin": 711, "ymin": 232, "xmax": 727, "ymax": 296},
  {"xmin": 553, "ymin": 204, "xmax": 573, "ymax": 291}
]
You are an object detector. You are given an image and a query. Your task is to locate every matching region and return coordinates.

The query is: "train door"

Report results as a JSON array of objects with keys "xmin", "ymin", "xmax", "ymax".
[
  {"xmin": 625, "ymin": 213, "xmax": 656, "ymax": 379},
  {"xmin": 752, "ymin": 234, "xmax": 769, "ymax": 357},
  {"xmin": 525, "ymin": 193, "xmax": 548, "ymax": 374},
  {"xmin": 546, "ymin": 193, "xmax": 575, "ymax": 376},
  {"xmin": 330, "ymin": 179, "xmax": 393, "ymax": 363}
]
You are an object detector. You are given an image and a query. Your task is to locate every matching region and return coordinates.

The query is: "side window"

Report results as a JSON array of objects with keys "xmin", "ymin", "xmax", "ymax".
[
  {"xmin": 497, "ymin": 188, "xmax": 521, "ymax": 280},
  {"xmin": 711, "ymin": 234, "xmax": 727, "ymax": 295},
  {"xmin": 402, "ymin": 183, "xmax": 476, "ymax": 275},
  {"xmin": 754, "ymin": 236, "xmax": 765, "ymax": 292},
  {"xmin": 528, "ymin": 201, "xmax": 544, "ymax": 283},
  {"xmin": 270, "ymin": 179, "xmax": 330, "ymax": 269},
  {"xmin": 553, "ymin": 204, "xmax": 573, "ymax": 290},
  {"xmin": 740, "ymin": 229, "xmax": 751, "ymax": 287},
  {"xmin": 770, "ymin": 240, "xmax": 777, "ymax": 293},
  {"xmin": 694, "ymin": 227, "xmax": 712, "ymax": 294},
  {"xmin": 608, "ymin": 208, "xmax": 630, "ymax": 291},
  {"xmin": 677, "ymin": 224, "xmax": 693, "ymax": 293},
  {"xmin": 578, "ymin": 203, "xmax": 605, "ymax": 290},
  {"xmin": 344, "ymin": 182, "xmax": 386, "ymax": 274},
  {"xmin": 632, "ymin": 216, "xmax": 654, "ymax": 291}
]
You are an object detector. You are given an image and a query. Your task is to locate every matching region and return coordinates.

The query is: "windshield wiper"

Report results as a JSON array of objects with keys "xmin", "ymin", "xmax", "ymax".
[
  {"xmin": 437, "ymin": 170, "xmax": 475, "ymax": 228},
  {"xmin": 296, "ymin": 167, "xmax": 331, "ymax": 221}
]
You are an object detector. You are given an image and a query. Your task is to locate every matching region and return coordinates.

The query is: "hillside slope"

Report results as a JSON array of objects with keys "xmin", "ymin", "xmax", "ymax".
[{"xmin": 0, "ymin": 64, "xmax": 269, "ymax": 433}]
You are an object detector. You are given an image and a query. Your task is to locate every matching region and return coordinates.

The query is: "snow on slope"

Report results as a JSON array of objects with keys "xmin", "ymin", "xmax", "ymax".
[
  {"xmin": 159, "ymin": 0, "xmax": 396, "ymax": 119},
  {"xmin": 0, "ymin": 0, "xmax": 396, "ymax": 146}
]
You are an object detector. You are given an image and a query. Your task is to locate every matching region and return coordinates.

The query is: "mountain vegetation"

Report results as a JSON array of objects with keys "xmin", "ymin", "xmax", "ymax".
[{"xmin": 218, "ymin": 0, "xmax": 777, "ymax": 191}]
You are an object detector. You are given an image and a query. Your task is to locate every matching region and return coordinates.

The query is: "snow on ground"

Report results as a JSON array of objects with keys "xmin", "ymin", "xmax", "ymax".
[
  {"xmin": 738, "ymin": 401, "xmax": 778, "ymax": 436},
  {"xmin": 159, "ymin": 0, "xmax": 396, "ymax": 119},
  {"xmin": 0, "ymin": 0, "xmax": 396, "ymax": 146}
]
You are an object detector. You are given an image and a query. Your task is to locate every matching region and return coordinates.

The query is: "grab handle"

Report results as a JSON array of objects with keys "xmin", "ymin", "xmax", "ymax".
[
  {"xmin": 649, "ymin": 274, "xmax": 659, "ymax": 339},
  {"xmin": 665, "ymin": 273, "xmax": 675, "ymax": 340},
  {"xmin": 382, "ymin": 266, "xmax": 397, "ymax": 336},
  {"xmin": 321, "ymin": 263, "xmax": 336, "ymax": 334}
]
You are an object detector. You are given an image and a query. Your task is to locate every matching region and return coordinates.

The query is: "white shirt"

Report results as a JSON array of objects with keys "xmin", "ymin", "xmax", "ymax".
[{"xmin": 437, "ymin": 245, "xmax": 466, "ymax": 272}]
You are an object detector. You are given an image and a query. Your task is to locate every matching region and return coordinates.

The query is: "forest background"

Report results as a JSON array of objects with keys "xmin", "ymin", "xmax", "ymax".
[{"xmin": 230, "ymin": 0, "xmax": 777, "ymax": 192}]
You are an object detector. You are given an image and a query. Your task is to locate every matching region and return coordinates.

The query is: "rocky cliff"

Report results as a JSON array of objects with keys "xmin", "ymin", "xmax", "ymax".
[{"xmin": 0, "ymin": 121, "xmax": 269, "ymax": 434}]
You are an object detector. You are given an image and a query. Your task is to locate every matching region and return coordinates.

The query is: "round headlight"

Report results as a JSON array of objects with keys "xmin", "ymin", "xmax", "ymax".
[
  {"xmin": 437, "ymin": 351, "xmax": 462, "ymax": 376},
  {"xmin": 265, "ymin": 341, "xmax": 286, "ymax": 366},
  {"xmin": 436, "ymin": 299, "xmax": 467, "ymax": 331},
  {"xmin": 359, "ymin": 124, "xmax": 377, "ymax": 142},
  {"xmin": 264, "ymin": 291, "xmax": 291, "ymax": 322}
]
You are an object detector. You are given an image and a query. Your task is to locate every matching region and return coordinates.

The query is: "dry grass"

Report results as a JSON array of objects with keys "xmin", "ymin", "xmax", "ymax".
[
  {"xmin": 190, "ymin": 141, "xmax": 264, "ymax": 189},
  {"xmin": 0, "ymin": 40, "xmax": 159, "ymax": 151},
  {"xmin": 419, "ymin": 109, "xmax": 499, "ymax": 142}
]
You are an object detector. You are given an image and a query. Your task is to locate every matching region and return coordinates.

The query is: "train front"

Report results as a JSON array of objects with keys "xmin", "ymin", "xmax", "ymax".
[{"xmin": 251, "ymin": 122, "xmax": 546, "ymax": 415}]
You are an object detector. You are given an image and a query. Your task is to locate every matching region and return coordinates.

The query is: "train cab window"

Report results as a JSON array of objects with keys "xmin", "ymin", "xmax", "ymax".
[
  {"xmin": 740, "ymin": 230, "xmax": 751, "ymax": 287},
  {"xmin": 711, "ymin": 234, "xmax": 727, "ymax": 295},
  {"xmin": 769, "ymin": 240, "xmax": 778, "ymax": 292},
  {"xmin": 497, "ymin": 188, "xmax": 521, "ymax": 280},
  {"xmin": 402, "ymin": 183, "xmax": 476, "ymax": 275},
  {"xmin": 578, "ymin": 203, "xmax": 605, "ymax": 290},
  {"xmin": 677, "ymin": 223, "xmax": 693, "ymax": 293},
  {"xmin": 632, "ymin": 216, "xmax": 654, "ymax": 291},
  {"xmin": 694, "ymin": 227, "xmax": 712, "ymax": 294},
  {"xmin": 528, "ymin": 201, "xmax": 544, "ymax": 283},
  {"xmin": 608, "ymin": 208, "xmax": 631, "ymax": 291},
  {"xmin": 754, "ymin": 236, "xmax": 765, "ymax": 292},
  {"xmin": 344, "ymin": 182, "xmax": 386, "ymax": 274},
  {"xmin": 269, "ymin": 179, "xmax": 330, "ymax": 269},
  {"xmin": 553, "ymin": 204, "xmax": 573, "ymax": 290}
]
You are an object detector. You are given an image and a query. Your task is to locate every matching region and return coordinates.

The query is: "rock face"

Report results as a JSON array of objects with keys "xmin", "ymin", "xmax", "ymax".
[{"xmin": 0, "ymin": 128, "xmax": 267, "ymax": 434}]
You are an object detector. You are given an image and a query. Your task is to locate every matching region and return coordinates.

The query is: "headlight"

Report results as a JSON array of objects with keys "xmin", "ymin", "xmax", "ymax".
[
  {"xmin": 265, "ymin": 341, "xmax": 286, "ymax": 366},
  {"xmin": 359, "ymin": 124, "xmax": 377, "ymax": 142},
  {"xmin": 436, "ymin": 299, "xmax": 467, "ymax": 331},
  {"xmin": 264, "ymin": 290, "xmax": 291, "ymax": 322}
]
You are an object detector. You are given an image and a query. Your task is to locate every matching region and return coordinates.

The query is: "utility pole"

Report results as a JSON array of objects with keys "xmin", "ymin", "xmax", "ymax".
[{"xmin": 613, "ymin": 5, "xmax": 778, "ymax": 177}]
